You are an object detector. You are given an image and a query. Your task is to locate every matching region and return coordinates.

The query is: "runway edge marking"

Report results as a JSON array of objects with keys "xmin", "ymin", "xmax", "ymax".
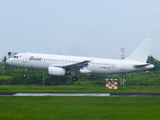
[{"xmin": 13, "ymin": 93, "xmax": 110, "ymax": 96}]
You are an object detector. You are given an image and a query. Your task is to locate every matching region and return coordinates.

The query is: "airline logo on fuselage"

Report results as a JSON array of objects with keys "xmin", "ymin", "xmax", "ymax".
[
  {"xmin": 29, "ymin": 56, "xmax": 41, "ymax": 61},
  {"xmin": 99, "ymin": 67, "xmax": 110, "ymax": 69}
]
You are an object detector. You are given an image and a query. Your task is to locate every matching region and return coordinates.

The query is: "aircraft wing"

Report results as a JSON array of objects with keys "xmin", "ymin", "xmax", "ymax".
[{"xmin": 53, "ymin": 60, "xmax": 91, "ymax": 71}]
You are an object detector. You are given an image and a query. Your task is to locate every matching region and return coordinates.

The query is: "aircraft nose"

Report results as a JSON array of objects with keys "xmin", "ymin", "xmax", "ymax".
[{"xmin": 6, "ymin": 59, "xmax": 11, "ymax": 65}]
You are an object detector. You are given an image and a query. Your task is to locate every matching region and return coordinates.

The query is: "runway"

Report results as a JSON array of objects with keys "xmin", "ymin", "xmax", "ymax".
[{"xmin": 0, "ymin": 92, "xmax": 160, "ymax": 96}]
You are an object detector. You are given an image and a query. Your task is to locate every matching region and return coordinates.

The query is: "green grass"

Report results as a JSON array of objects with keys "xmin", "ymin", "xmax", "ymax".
[
  {"xmin": 0, "ymin": 84, "xmax": 160, "ymax": 93},
  {"xmin": 0, "ymin": 85, "xmax": 160, "ymax": 120},
  {"xmin": 0, "ymin": 97, "xmax": 160, "ymax": 120}
]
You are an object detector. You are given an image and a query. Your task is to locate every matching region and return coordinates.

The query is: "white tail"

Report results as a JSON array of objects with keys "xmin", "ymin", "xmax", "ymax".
[{"xmin": 125, "ymin": 38, "xmax": 153, "ymax": 63}]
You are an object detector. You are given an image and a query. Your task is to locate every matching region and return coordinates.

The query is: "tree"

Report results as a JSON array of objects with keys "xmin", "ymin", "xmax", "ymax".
[
  {"xmin": 8, "ymin": 51, "xmax": 12, "ymax": 58},
  {"xmin": 1, "ymin": 56, "xmax": 7, "ymax": 63},
  {"xmin": 147, "ymin": 56, "xmax": 160, "ymax": 71},
  {"xmin": 152, "ymin": 59, "xmax": 160, "ymax": 71},
  {"xmin": 0, "ymin": 56, "xmax": 10, "ymax": 71},
  {"xmin": 147, "ymin": 56, "xmax": 156, "ymax": 63}
]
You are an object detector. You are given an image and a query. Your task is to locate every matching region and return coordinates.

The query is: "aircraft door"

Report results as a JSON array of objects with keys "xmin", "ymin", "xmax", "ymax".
[{"xmin": 23, "ymin": 54, "xmax": 28, "ymax": 63}]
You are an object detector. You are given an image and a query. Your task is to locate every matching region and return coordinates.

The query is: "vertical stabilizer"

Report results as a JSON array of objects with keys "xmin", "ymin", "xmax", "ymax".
[{"xmin": 125, "ymin": 39, "xmax": 153, "ymax": 63}]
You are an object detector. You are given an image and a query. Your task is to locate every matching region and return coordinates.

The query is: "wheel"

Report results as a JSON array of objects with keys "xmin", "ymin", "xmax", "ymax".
[{"xmin": 72, "ymin": 77, "xmax": 78, "ymax": 82}]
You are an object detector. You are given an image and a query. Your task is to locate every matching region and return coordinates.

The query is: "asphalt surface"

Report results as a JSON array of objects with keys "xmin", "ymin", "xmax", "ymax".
[{"xmin": 0, "ymin": 92, "xmax": 160, "ymax": 96}]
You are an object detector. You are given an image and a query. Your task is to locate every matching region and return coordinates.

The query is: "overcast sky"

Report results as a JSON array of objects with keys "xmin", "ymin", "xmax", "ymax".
[{"xmin": 0, "ymin": 0, "xmax": 160, "ymax": 61}]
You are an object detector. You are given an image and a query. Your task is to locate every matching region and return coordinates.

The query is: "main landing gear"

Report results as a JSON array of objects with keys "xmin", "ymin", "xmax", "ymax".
[
  {"xmin": 71, "ymin": 71, "xmax": 78, "ymax": 82},
  {"xmin": 72, "ymin": 77, "xmax": 78, "ymax": 82}
]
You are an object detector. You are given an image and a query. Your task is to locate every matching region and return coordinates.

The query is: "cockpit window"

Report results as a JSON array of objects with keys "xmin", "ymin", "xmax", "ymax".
[{"xmin": 14, "ymin": 56, "xmax": 18, "ymax": 58}]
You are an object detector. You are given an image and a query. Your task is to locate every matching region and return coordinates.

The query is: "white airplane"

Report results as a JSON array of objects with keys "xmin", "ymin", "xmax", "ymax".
[{"xmin": 6, "ymin": 39, "xmax": 154, "ymax": 81}]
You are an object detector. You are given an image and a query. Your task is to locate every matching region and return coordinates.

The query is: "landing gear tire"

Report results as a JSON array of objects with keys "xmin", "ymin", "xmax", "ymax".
[{"xmin": 72, "ymin": 77, "xmax": 78, "ymax": 82}]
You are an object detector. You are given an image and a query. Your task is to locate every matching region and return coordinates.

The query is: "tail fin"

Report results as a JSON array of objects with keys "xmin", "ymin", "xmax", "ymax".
[{"xmin": 125, "ymin": 38, "xmax": 153, "ymax": 63}]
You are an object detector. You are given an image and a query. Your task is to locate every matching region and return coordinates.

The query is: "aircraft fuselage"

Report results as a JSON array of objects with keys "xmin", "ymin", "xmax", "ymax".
[{"xmin": 7, "ymin": 53, "xmax": 154, "ymax": 74}]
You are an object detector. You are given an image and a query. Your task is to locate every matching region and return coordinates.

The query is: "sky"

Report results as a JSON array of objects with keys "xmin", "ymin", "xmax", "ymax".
[{"xmin": 1, "ymin": 0, "xmax": 160, "ymax": 61}]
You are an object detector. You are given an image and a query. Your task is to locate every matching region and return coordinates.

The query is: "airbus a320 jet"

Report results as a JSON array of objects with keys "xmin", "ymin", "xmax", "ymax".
[{"xmin": 6, "ymin": 39, "xmax": 154, "ymax": 81}]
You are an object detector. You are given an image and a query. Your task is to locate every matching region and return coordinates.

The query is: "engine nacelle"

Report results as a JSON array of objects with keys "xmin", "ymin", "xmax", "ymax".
[{"xmin": 48, "ymin": 67, "xmax": 65, "ymax": 76}]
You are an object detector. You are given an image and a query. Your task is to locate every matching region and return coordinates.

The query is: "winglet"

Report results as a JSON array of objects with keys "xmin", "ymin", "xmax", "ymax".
[{"xmin": 125, "ymin": 38, "xmax": 153, "ymax": 63}]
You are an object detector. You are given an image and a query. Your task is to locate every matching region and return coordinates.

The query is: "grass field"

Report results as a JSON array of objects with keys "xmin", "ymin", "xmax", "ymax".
[
  {"xmin": 0, "ymin": 84, "xmax": 160, "ymax": 93},
  {"xmin": 0, "ymin": 96, "xmax": 160, "ymax": 120},
  {"xmin": 0, "ymin": 85, "xmax": 160, "ymax": 120}
]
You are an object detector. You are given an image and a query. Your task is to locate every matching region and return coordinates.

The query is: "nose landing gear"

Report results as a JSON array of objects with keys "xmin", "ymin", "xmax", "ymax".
[{"xmin": 23, "ymin": 68, "xmax": 27, "ymax": 77}]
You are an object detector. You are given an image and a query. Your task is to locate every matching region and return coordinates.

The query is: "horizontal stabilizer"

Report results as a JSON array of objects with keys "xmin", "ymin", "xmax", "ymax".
[{"xmin": 134, "ymin": 63, "xmax": 150, "ymax": 67}]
